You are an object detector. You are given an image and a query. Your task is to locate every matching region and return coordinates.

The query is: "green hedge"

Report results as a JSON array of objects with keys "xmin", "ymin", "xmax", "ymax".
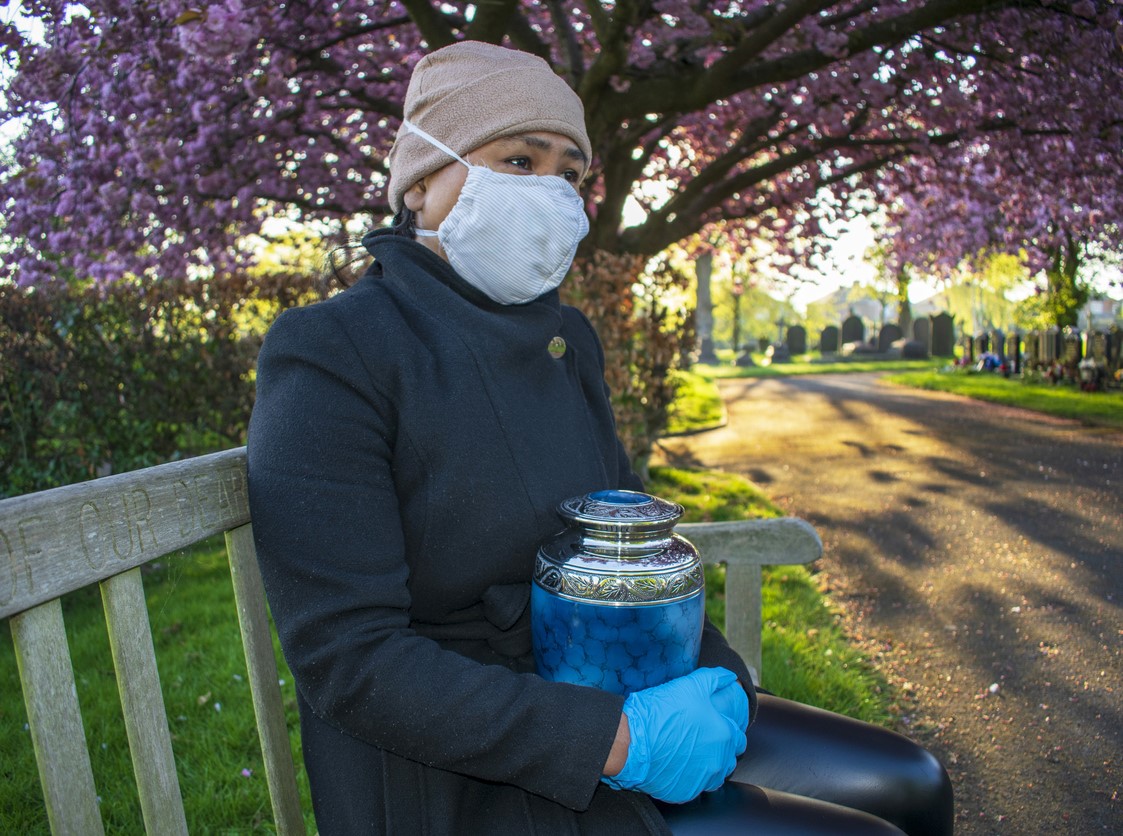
[{"xmin": 1, "ymin": 273, "xmax": 324, "ymax": 497}]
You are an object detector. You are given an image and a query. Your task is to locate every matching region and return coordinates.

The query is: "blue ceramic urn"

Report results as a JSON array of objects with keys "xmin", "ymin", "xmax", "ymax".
[{"xmin": 531, "ymin": 489, "xmax": 705, "ymax": 696}]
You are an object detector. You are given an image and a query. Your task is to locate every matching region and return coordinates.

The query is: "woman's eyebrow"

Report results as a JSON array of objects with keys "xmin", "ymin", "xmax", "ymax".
[{"xmin": 503, "ymin": 134, "xmax": 588, "ymax": 165}]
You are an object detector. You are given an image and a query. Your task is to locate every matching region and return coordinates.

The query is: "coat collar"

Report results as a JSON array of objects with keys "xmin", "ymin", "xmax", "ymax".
[{"xmin": 360, "ymin": 228, "xmax": 562, "ymax": 314}]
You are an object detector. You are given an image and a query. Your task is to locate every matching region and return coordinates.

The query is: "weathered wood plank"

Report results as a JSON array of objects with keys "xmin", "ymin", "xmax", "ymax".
[
  {"xmin": 726, "ymin": 561, "xmax": 765, "ymax": 684},
  {"xmin": 679, "ymin": 517, "xmax": 823, "ymax": 568},
  {"xmin": 10, "ymin": 598, "xmax": 105, "ymax": 835},
  {"xmin": 0, "ymin": 448, "xmax": 249, "ymax": 620},
  {"xmin": 680, "ymin": 517, "xmax": 822, "ymax": 683},
  {"xmin": 101, "ymin": 568, "xmax": 188, "ymax": 835},
  {"xmin": 225, "ymin": 524, "xmax": 307, "ymax": 836}
]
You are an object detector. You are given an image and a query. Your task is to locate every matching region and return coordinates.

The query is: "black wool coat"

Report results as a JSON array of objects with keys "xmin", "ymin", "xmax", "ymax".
[{"xmin": 247, "ymin": 231, "xmax": 757, "ymax": 835}]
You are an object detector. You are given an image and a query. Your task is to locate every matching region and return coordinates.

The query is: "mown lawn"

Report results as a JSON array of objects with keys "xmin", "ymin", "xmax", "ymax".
[
  {"xmin": 884, "ymin": 369, "xmax": 1123, "ymax": 430},
  {"xmin": 697, "ymin": 355, "xmax": 942, "ymax": 379}
]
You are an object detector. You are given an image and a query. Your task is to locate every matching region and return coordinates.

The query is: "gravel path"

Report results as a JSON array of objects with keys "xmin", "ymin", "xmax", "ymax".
[{"xmin": 654, "ymin": 372, "xmax": 1122, "ymax": 834}]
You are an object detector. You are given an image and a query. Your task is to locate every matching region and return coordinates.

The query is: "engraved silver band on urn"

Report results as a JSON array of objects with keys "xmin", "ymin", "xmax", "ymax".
[{"xmin": 534, "ymin": 489, "xmax": 705, "ymax": 606}]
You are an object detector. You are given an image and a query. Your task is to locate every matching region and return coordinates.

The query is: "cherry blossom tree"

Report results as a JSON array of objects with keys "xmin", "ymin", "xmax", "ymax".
[
  {"xmin": 2, "ymin": 0, "xmax": 1119, "ymax": 288},
  {"xmin": 866, "ymin": 2, "xmax": 1122, "ymax": 328}
]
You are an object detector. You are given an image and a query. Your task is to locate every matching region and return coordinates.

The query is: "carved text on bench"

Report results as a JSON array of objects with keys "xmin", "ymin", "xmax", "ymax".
[{"xmin": 0, "ymin": 462, "xmax": 248, "ymax": 610}]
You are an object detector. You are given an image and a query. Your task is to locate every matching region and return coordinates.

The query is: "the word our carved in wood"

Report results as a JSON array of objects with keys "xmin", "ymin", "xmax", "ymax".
[{"xmin": 0, "ymin": 451, "xmax": 249, "ymax": 616}]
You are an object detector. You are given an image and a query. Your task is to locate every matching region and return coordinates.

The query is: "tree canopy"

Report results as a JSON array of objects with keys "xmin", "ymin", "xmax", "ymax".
[
  {"xmin": 871, "ymin": 2, "xmax": 1122, "ymax": 279},
  {"xmin": 1, "ymin": 0, "xmax": 1120, "ymax": 288}
]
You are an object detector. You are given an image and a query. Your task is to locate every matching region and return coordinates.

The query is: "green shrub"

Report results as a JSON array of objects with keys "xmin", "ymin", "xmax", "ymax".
[{"xmin": 0, "ymin": 273, "xmax": 324, "ymax": 497}]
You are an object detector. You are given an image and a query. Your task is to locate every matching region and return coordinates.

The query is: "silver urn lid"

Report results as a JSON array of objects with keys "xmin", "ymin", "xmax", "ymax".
[{"xmin": 534, "ymin": 489, "xmax": 704, "ymax": 605}]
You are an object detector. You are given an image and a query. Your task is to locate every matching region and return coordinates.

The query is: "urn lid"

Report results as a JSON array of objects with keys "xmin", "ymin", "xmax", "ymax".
[
  {"xmin": 556, "ymin": 489, "xmax": 684, "ymax": 536},
  {"xmin": 536, "ymin": 489, "xmax": 702, "ymax": 605}
]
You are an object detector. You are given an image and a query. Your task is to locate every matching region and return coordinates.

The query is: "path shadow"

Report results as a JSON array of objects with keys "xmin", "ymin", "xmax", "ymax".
[
  {"xmin": 867, "ymin": 469, "xmax": 899, "ymax": 484},
  {"xmin": 746, "ymin": 468, "xmax": 775, "ymax": 485}
]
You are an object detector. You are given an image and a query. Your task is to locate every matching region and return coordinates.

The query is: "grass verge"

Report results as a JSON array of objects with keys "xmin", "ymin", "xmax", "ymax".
[
  {"xmin": 697, "ymin": 356, "xmax": 942, "ymax": 379},
  {"xmin": 884, "ymin": 369, "xmax": 1123, "ymax": 430},
  {"xmin": 665, "ymin": 369, "xmax": 726, "ymax": 435}
]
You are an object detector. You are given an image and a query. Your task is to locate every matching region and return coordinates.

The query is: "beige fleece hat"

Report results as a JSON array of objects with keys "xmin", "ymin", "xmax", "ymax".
[{"xmin": 387, "ymin": 40, "xmax": 591, "ymax": 212}]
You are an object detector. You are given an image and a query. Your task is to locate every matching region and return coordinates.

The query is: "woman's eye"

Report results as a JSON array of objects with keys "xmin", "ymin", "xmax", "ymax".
[
  {"xmin": 506, "ymin": 156, "xmax": 531, "ymax": 170},
  {"xmin": 563, "ymin": 169, "xmax": 580, "ymax": 183}
]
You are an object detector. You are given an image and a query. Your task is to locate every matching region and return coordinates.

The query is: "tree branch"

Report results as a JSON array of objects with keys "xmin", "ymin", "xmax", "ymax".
[
  {"xmin": 398, "ymin": 0, "xmax": 458, "ymax": 48},
  {"xmin": 545, "ymin": 0, "xmax": 587, "ymax": 86},
  {"xmin": 297, "ymin": 17, "xmax": 413, "ymax": 55},
  {"xmin": 610, "ymin": 0, "xmax": 1012, "ymax": 118},
  {"xmin": 466, "ymin": 0, "xmax": 521, "ymax": 44}
]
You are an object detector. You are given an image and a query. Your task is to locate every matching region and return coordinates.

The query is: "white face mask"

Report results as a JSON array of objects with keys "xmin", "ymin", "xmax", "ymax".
[{"xmin": 404, "ymin": 120, "xmax": 590, "ymax": 305}]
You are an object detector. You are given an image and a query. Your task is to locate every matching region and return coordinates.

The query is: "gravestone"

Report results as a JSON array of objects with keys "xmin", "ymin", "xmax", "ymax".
[
  {"xmin": 841, "ymin": 314, "xmax": 865, "ymax": 345},
  {"xmin": 1024, "ymin": 330, "xmax": 1041, "ymax": 369},
  {"xmin": 820, "ymin": 325, "xmax": 840, "ymax": 354},
  {"xmin": 765, "ymin": 343, "xmax": 791, "ymax": 364},
  {"xmin": 786, "ymin": 325, "xmax": 807, "ymax": 355},
  {"xmin": 930, "ymin": 313, "xmax": 955, "ymax": 357},
  {"xmin": 878, "ymin": 323, "xmax": 903, "ymax": 353},
  {"xmin": 913, "ymin": 318, "xmax": 931, "ymax": 353},
  {"xmin": 974, "ymin": 332, "xmax": 990, "ymax": 357},
  {"xmin": 694, "ymin": 252, "xmax": 719, "ymax": 363},
  {"xmin": 1106, "ymin": 326, "xmax": 1122, "ymax": 378},
  {"xmin": 1061, "ymin": 327, "xmax": 1082, "ymax": 366},
  {"xmin": 960, "ymin": 335, "xmax": 975, "ymax": 363},
  {"xmin": 1041, "ymin": 327, "xmax": 1061, "ymax": 364},
  {"xmin": 892, "ymin": 339, "xmax": 928, "ymax": 359},
  {"xmin": 990, "ymin": 329, "xmax": 1006, "ymax": 355},
  {"xmin": 1084, "ymin": 331, "xmax": 1109, "ymax": 387},
  {"xmin": 1005, "ymin": 332, "xmax": 1023, "ymax": 374}
]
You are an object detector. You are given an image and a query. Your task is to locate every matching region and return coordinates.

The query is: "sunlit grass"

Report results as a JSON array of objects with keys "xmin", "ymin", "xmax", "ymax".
[
  {"xmin": 664, "ymin": 369, "xmax": 726, "ymax": 435},
  {"xmin": 697, "ymin": 357, "xmax": 942, "ymax": 379},
  {"xmin": 885, "ymin": 369, "xmax": 1123, "ymax": 430}
]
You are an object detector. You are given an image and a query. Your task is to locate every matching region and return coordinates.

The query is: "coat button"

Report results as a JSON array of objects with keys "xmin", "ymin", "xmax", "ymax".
[{"xmin": 548, "ymin": 336, "xmax": 567, "ymax": 359}]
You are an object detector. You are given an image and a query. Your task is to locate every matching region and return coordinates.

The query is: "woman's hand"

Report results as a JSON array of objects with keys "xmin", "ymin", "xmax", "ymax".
[{"xmin": 601, "ymin": 667, "xmax": 748, "ymax": 803}]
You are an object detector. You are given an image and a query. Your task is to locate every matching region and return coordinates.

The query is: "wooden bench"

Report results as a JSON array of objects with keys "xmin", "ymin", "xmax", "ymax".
[{"xmin": 0, "ymin": 447, "xmax": 821, "ymax": 833}]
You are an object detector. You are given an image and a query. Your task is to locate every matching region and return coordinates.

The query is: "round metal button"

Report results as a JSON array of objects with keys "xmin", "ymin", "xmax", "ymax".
[{"xmin": 548, "ymin": 336, "xmax": 567, "ymax": 359}]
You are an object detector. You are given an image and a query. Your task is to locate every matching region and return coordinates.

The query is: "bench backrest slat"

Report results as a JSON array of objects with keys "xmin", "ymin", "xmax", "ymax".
[
  {"xmin": 100, "ymin": 567, "xmax": 189, "ymax": 835},
  {"xmin": 0, "ymin": 447, "xmax": 250, "ymax": 621},
  {"xmin": 226, "ymin": 523, "xmax": 307, "ymax": 835},
  {"xmin": 680, "ymin": 518, "xmax": 822, "ymax": 681},
  {"xmin": 10, "ymin": 598, "xmax": 106, "ymax": 835}
]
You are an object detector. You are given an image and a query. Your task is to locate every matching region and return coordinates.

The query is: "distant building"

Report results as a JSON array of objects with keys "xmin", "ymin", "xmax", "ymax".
[
  {"xmin": 910, "ymin": 291, "xmax": 950, "ymax": 319},
  {"xmin": 1080, "ymin": 297, "xmax": 1122, "ymax": 331},
  {"xmin": 806, "ymin": 282, "xmax": 896, "ymax": 331}
]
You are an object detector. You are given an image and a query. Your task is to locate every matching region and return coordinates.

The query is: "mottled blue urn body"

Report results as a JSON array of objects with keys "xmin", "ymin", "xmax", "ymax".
[{"xmin": 531, "ymin": 489, "xmax": 705, "ymax": 696}]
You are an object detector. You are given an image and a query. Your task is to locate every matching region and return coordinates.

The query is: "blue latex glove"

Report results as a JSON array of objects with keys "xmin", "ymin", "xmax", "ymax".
[
  {"xmin": 711, "ymin": 677, "xmax": 750, "ymax": 753},
  {"xmin": 602, "ymin": 667, "xmax": 749, "ymax": 804}
]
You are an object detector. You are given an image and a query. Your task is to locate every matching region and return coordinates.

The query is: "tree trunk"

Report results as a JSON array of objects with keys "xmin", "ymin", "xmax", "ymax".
[
  {"xmin": 694, "ymin": 252, "xmax": 719, "ymax": 364},
  {"xmin": 563, "ymin": 250, "xmax": 694, "ymax": 480},
  {"xmin": 897, "ymin": 268, "xmax": 913, "ymax": 337},
  {"xmin": 1045, "ymin": 233, "xmax": 1088, "ymax": 329}
]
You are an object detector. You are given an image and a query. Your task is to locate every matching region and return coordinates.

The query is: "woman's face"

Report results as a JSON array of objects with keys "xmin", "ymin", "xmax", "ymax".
[{"xmin": 402, "ymin": 131, "xmax": 587, "ymax": 261}]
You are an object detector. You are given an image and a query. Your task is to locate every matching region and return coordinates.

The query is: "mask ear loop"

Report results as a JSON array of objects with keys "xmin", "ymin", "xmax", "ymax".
[
  {"xmin": 402, "ymin": 120, "xmax": 472, "ymax": 239},
  {"xmin": 402, "ymin": 120, "xmax": 471, "ymax": 168}
]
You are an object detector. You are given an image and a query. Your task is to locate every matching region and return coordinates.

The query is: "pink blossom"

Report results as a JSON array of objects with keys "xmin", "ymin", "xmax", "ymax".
[{"xmin": 1, "ymin": 1, "xmax": 1119, "ymax": 288}]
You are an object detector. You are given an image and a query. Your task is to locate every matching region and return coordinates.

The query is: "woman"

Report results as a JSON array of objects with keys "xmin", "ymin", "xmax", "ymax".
[{"xmin": 247, "ymin": 40, "xmax": 952, "ymax": 835}]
